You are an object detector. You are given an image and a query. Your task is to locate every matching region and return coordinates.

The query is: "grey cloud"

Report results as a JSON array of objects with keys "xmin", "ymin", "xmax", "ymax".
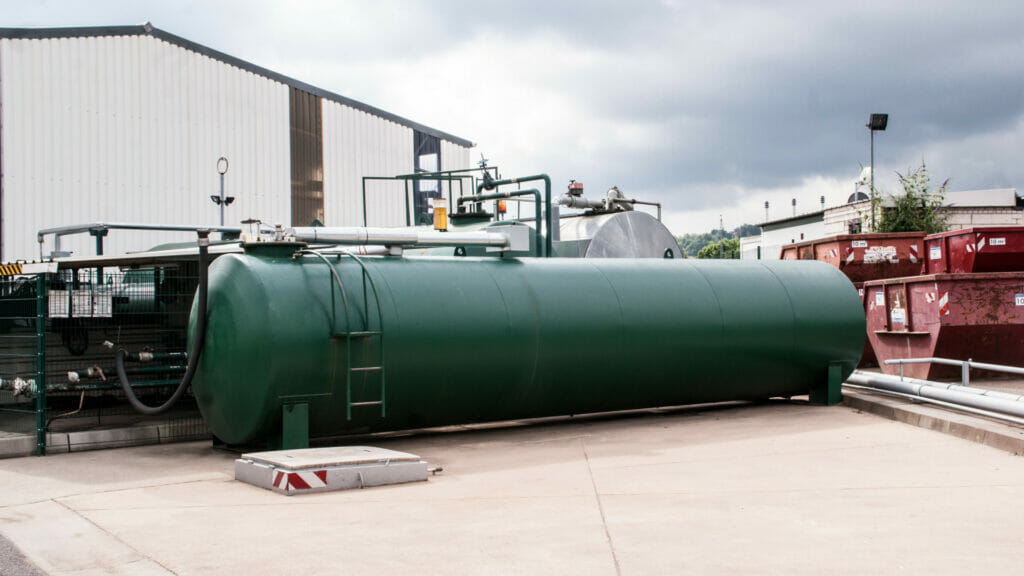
[{"xmin": 4, "ymin": 0, "xmax": 1022, "ymax": 227}]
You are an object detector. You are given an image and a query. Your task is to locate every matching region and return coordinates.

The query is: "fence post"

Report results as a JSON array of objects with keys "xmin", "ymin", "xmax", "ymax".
[{"xmin": 35, "ymin": 274, "xmax": 47, "ymax": 456}]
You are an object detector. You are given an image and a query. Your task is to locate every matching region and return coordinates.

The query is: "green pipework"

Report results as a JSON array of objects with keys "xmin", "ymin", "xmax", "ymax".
[
  {"xmin": 478, "ymin": 174, "xmax": 552, "ymax": 257},
  {"xmin": 55, "ymin": 378, "xmax": 191, "ymax": 392},
  {"xmin": 457, "ymin": 189, "xmax": 543, "ymax": 257},
  {"xmin": 190, "ymin": 253, "xmax": 864, "ymax": 446},
  {"xmin": 35, "ymin": 274, "xmax": 46, "ymax": 456}
]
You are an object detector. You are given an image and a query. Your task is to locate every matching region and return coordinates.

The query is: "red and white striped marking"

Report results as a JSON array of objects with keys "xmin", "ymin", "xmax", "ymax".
[
  {"xmin": 273, "ymin": 470, "xmax": 328, "ymax": 491},
  {"xmin": 977, "ymin": 237, "xmax": 986, "ymax": 251},
  {"xmin": 845, "ymin": 249, "xmax": 856, "ymax": 265},
  {"xmin": 909, "ymin": 244, "xmax": 919, "ymax": 263},
  {"xmin": 938, "ymin": 291, "xmax": 950, "ymax": 316},
  {"xmin": 924, "ymin": 292, "xmax": 936, "ymax": 303},
  {"xmin": 828, "ymin": 248, "xmax": 838, "ymax": 259}
]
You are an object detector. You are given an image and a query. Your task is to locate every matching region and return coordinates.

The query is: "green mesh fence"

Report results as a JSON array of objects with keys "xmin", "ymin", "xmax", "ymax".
[{"xmin": 0, "ymin": 264, "xmax": 210, "ymax": 455}]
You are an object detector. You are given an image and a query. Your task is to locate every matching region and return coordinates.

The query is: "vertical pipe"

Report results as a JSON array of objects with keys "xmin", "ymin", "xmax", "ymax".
[
  {"xmin": 361, "ymin": 177, "xmax": 368, "ymax": 227},
  {"xmin": 90, "ymin": 228, "xmax": 107, "ymax": 285},
  {"xmin": 404, "ymin": 180, "xmax": 410, "ymax": 227},
  {"xmin": 477, "ymin": 175, "xmax": 552, "ymax": 257},
  {"xmin": 35, "ymin": 274, "xmax": 46, "ymax": 456}
]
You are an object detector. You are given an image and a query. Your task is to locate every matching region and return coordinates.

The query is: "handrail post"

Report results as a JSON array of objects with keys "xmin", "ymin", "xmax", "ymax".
[{"xmin": 963, "ymin": 359, "xmax": 971, "ymax": 387}]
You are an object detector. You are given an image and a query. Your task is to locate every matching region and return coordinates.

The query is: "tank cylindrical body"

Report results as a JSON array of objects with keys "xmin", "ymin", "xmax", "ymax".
[
  {"xmin": 191, "ymin": 249, "xmax": 864, "ymax": 444},
  {"xmin": 555, "ymin": 211, "xmax": 683, "ymax": 258}
]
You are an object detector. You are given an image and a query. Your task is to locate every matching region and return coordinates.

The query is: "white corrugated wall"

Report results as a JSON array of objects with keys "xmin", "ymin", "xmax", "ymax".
[
  {"xmin": 0, "ymin": 34, "xmax": 291, "ymax": 260},
  {"xmin": 322, "ymin": 100, "xmax": 415, "ymax": 227},
  {"xmin": 440, "ymin": 139, "xmax": 472, "ymax": 203},
  {"xmin": 440, "ymin": 139, "xmax": 471, "ymax": 175}
]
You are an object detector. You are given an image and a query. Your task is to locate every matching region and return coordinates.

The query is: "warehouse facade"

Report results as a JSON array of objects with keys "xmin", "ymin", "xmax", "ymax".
[{"xmin": 0, "ymin": 24, "xmax": 473, "ymax": 260}]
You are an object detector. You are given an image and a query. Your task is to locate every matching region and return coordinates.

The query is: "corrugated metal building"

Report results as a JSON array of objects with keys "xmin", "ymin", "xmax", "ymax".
[{"xmin": 0, "ymin": 24, "xmax": 473, "ymax": 260}]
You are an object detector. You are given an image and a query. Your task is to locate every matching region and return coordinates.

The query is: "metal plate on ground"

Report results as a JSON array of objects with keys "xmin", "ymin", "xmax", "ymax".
[{"xmin": 235, "ymin": 446, "xmax": 429, "ymax": 495}]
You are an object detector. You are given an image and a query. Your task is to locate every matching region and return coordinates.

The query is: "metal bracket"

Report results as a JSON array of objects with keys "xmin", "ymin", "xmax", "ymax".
[
  {"xmin": 810, "ymin": 362, "xmax": 844, "ymax": 406},
  {"xmin": 485, "ymin": 225, "xmax": 529, "ymax": 253}
]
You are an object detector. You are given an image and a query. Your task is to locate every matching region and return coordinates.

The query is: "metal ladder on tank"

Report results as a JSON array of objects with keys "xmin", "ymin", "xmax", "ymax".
[{"xmin": 303, "ymin": 250, "xmax": 387, "ymax": 420}]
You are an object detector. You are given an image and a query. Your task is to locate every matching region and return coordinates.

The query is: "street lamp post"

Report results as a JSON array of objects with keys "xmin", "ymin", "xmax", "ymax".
[
  {"xmin": 867, "ymin": 113, "xmax": 888, "ymax": 230},
  {"xmin": 210, "ymin": 157, "xmax": 235, "ymax": 226}
]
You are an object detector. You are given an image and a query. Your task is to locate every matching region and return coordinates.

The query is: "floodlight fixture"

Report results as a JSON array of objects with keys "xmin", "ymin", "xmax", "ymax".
[{"xmin": 867, "ymin": 113, "xmax": 888, "ymax": 131}]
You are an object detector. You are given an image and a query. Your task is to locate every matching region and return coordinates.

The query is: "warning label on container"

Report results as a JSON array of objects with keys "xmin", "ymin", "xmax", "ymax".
[
  {"xmin": 851, "ymin": 240, "xmax": 868, "ymax": 248},
  {"xmin": 1015, "ymin": 294, "xmax": 1024, "ymax": 306},
  {"xmin": 864, "ymin": 246, "xmax": 898, "ymax": 264},
  {"xmin": 890, "ymin": 308, "xmax": 906, "ymax": 323},
  {"xmin": 875, "ymin": 291, "xmax": 884, "ymax": 306},
  {"xmin": 929, "ymin": 246, "xmax": 941, "ymax": 260},
  {"xmin": 991, "ymin": 237, "xmax": 1006, "ymax": 246}
]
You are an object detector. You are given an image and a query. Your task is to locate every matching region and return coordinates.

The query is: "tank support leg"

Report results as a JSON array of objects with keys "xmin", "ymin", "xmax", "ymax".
[
  {"xmin": 809, "ymin": 362, "xmax": 843, "ymax": 406},
  {"xmin": 281, "ymin": 402, "xmax": 309, "ymax": 449}
]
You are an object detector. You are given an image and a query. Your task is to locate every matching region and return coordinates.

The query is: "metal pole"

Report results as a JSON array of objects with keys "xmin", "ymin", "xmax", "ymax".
[
  {"xmin": 89, "ymin": 228, "xmax": 107, "ymax": 285},
  {"xmin": 869, "ymin": 128, "xmax": 875, "ymax": 230},
  {"xmin": 404, "ymin": 180, "xmax": 411, "ymax": 227},
  {"xmin": 35, "ymin": 274, "xmax": 46, "ymax": 456},
  {"xmin": 219, "ymin": 171, "xmax": 225, "ymax": 226}
]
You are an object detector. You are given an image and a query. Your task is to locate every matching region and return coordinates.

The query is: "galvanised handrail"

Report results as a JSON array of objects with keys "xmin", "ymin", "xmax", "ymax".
[{"xmin": 884, "ymin": 357, "xmax": 1024, "ymax": 386}]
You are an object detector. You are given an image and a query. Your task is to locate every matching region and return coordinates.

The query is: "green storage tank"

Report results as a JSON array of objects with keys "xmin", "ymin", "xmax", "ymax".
[{"xmin": 190, "ymin": 245, "xmax": 864, "ymax": 445}]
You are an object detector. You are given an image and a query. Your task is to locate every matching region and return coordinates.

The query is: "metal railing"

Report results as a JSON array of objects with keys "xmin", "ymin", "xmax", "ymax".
[
  {"xmin": 884, "ymin": 357, "xmax": 1024, "ymax": 387},
  {"xmin": 37, "ymin": 222, "xmax": 247, "ymax": 259},
  {"xmin": 361, "ymin": 166, "xmax": 499, "ymax": 228}
]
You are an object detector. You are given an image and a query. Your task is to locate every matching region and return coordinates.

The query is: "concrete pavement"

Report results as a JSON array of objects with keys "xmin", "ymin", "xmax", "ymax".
[{"xmin": 1, "ymin": 401, "xmax": 1023, "ymax": 575}]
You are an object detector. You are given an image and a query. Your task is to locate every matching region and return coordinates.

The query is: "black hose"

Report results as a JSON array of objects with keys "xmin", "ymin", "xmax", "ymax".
[{"xmin": 117, "ymin": 230, "xmax": 210, "ymax": 415}]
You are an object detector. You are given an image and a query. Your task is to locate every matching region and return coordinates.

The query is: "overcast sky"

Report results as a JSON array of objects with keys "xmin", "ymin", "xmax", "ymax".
[{"xmin": 7, "ymin": 0, "xmax": 1024, "ymax": 234}]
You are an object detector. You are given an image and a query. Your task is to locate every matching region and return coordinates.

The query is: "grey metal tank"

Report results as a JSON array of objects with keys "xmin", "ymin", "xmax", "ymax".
[{"xmin": 554, "ymin": 210, "xmax": 682, "ymax": 258}]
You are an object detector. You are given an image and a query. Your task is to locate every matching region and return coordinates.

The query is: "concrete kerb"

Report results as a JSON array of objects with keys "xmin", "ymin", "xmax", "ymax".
[{"xmin": 842, "ymin": 388, "xmax": 1024, "ymax": 455}]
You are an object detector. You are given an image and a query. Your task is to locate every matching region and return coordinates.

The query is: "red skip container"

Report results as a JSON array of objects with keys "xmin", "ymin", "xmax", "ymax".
[
  {"xmin": 864, "ymin": 272, "xmax": 1024, "ymax": 379},
  {"xmin": 924, "ymin": 226, "xmax": 1024, "ymax": 274},
  {"xmin": 780, "ymin": 233, "xmax": 926, "ymax": 283}
]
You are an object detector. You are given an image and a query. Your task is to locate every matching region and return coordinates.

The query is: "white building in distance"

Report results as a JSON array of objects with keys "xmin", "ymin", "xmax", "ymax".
[{"xmin": 742, "ymin": 189, "xmax": 1022, "ymax": 260}]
